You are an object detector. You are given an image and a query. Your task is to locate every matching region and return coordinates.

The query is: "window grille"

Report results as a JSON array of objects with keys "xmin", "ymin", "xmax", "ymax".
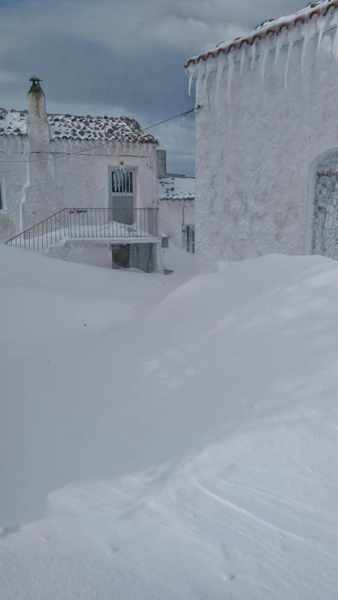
[{"xmin": 112, "ymin": 169, "xmax": 134, "ymax": 194}]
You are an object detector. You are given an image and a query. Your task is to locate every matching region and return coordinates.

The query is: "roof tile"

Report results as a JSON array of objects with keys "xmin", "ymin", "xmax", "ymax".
[{"xmin": 0, "ymin": 109, "xmax": 157, "ymax": 144}]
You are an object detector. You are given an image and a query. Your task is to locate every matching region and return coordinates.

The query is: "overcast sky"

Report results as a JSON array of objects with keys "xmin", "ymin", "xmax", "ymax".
[{"xmin": 0, "ymin": 0, "xmax": 306, "ymax": 173}]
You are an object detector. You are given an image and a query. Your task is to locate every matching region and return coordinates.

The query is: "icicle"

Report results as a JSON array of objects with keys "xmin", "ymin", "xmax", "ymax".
[
  {"xmin": 274, "ymin": 34, "xmax": 282, "ymax": 66},
  {"xmin": 215, "ymin": 54, "xmax": 226, "ymax": 101},
  {"xmin": 332, "ymin": 25, "xmax": 338, "ymax": 60},
  {"xmin": 316, "ymin": 15, "xmax": 326, "ymax": 55},
  {"xmin": 301, "ymin": 18, "xmax": 319, "ymax": 80},
  {"xmin": 284, "ymin": 31, "xmax": 294, "ymax": 89},
  {"xmin": 187, "ymin": 65, "xmax": 195, "ymax": 97},
  {"xmin": 214, "ymin": 55, "xmax": 226, "ymax": 118},
  {"xmin": 198, "ymin": 59, "xmax": 214, "ymax": 107},
  {"xmin": 195, "ymin": 62, "xmax": 205, "ymax": 107},
  {"xmin": 250, "ymin": 42, "xmax": 257, "ymax": 69},
  {"xmin": 259, "ymin": 38, "xmax": 269, "ymax": 82},
  {"xmin": 227, "ymin": 52, "xmax": 234, "ymax": 105},
  {"xmin": 301, "ymin": 29, "xmax": 309, "ymax": 76},
  {"xmin": 239, "ymin": 45, "xmax": 247, "ymax": 76}
]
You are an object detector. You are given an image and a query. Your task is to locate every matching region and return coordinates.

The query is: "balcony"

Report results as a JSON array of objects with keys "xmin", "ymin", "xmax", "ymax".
[{"xmin": 6, "ymin": 207, "xmax": 159, "ymax": 251}]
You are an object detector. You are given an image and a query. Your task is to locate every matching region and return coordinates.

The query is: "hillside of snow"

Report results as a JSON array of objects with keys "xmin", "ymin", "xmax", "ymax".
[{"xmin": 2, "ymin": 247, "xmax": 338, "ymax": 598}]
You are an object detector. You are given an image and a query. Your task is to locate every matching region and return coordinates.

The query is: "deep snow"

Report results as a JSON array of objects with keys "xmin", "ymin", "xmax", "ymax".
[{"xmin": 2, "ymin": 247, "xmax": 338, "ymax": 598}]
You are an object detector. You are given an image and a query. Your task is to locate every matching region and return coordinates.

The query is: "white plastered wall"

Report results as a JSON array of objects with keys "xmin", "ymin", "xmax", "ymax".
[
  {"xmin": 159, "ymin": 199, "xmax": 194, "ymax": 247},
  {"xmin": 0, "ymin": 138, "xmax": 158, "ymax": 239},
  {"xmin": 190, "ymin": 9, "xmax": 338, "ymax": 260}
]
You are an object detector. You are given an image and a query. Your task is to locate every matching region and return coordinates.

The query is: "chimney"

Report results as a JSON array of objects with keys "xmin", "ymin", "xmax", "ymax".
[{"xmin": 27, "ymin": 77, "xmax": 50, "ymax": 152}]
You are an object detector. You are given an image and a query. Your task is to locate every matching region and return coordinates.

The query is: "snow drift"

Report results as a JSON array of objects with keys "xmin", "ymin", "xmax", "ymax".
[{"xmin": 1, "ymin": 247, "xmax": 338, "ymax": 598}]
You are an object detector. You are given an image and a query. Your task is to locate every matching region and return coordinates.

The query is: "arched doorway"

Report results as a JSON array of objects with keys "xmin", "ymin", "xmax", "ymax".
[{"xmin": 313, "ymin": 152, "xmax": 338, "ymax": 259}]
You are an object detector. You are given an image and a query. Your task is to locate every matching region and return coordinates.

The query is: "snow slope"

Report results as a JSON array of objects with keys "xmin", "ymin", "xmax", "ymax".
[
  {"xmin": 2, "ymin": 248, "xmax": 338, "ymax": 598},
  {"xmin": 0, "ymin": 245, "xmax": 198, "ymax": 525}
]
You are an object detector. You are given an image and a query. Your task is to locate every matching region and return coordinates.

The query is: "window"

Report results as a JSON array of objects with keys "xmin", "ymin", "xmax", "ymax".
[
  {"xmin": 0, "ymin": 184, "xmax": 3, "ymax": 210},
  {"xmin": 112, "ymin": 169, "xmax": 134, "ymax": 194}
]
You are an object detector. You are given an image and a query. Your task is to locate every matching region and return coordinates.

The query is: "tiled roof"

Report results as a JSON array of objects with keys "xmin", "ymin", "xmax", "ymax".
[
  {"xmin": 160, "ymin": 175, "xmax": 195, "ymax": 200},
  {"xmin": 0, "ymin": 108, "xmax": 157, "ymax": 144},
  {"xmin": 186, "ymin": 1, "xmax": 337, "ymax": 67}
]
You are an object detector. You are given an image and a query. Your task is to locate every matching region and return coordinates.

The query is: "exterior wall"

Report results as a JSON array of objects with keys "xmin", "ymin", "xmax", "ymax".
[
  {"xmin": 190, "ymin": 11, "xmax": 338, "ymax": 260},
  {"xmin": 0, "ymin": 136, "xmax": 29, "ymax": 239},
  {"xmin": 47, "ymin": 239, "xmax": 161, "ymax": 272},
  {"xmin": 49, "ymin": 140, "xmax": 158, "ymax": 211},
  {"xmin": 0, "ymin": 137, "xmax": 158, "ymax": 240},
  {"xmin": 159, "ymin": 199, "xmax": 194, "ymax": 248}
]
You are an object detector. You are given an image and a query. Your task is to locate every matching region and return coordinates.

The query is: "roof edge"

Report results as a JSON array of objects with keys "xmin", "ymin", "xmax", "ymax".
[
  {"xmin": 185, "ymin": 1, "xmax": 338, "ymax": 68},
  {"xmin": 0, "ymin": 108, "xmax": 158, "ymax": 145}
]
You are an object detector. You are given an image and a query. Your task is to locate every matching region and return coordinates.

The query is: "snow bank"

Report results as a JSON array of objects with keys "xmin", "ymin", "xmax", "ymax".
[
  {"xmin": 2, "ymin": 248, "xmax": 338, "ymax": 597},
  {"xmin": 0, "ymin": 246, "xmax": 194, "ymax": 524}
]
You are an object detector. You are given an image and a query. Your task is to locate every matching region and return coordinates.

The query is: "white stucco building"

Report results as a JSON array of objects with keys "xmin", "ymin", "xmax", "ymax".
[
  {"xmin": 159, "ymin": 174, "xmax": 195, "ymax": 252},
  {"xmin": 186, "ymin": 0, "xmax": 338, "ymax": 261},
  {"xmin": 0, "ymin": 78, "xmax": 162, "ymax": 270}
]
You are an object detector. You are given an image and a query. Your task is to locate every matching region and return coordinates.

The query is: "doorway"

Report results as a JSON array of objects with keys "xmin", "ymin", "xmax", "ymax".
[
  {"xmin": 313, "ymin": 159, "xmax": 338, "ymax": 259},
  {"xmin": 110, "ymin": 168, "xmax": 135, "ymax": 225}
]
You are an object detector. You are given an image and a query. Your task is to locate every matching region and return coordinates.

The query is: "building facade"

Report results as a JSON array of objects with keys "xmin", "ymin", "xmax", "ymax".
[
  {"xmin": 187, "ymin": 1, "xmax": 338, "ymax": 261},
  {"xmin": 0, "ymin": 79, "xmax": 159, "ymax": 242},
  {"xmin": 159, "ymin": 174, "xmax": 195, "ymax": 252}
]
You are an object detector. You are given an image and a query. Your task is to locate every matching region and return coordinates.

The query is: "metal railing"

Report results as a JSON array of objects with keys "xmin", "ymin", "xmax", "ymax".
[{"xmin": 6, "ymin": 207, "xmax": 159, "ymax": 251}]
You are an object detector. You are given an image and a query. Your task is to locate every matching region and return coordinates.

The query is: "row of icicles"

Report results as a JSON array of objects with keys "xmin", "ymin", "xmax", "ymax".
[{"xmin": 187, "ymin": 7, "xmax": 338, "ymax": 104}]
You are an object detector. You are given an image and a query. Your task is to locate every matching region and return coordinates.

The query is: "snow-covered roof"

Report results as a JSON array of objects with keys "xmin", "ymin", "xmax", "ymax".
[
  {"xmin": 186, "ymin": 0, "xmax": 337, "ymax": 67},
  {"xmin": 0, "ymin": 108, "xmax": 157, "ymax": 144},
  {"xmin": 160, "ymin": 175, "xmax": 195, "ymax": 200}
]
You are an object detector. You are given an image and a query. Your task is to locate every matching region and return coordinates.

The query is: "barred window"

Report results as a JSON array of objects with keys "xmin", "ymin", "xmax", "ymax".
[{"xmin": 112, "ymin": 169, "xmax": 134, "ymax": 194}]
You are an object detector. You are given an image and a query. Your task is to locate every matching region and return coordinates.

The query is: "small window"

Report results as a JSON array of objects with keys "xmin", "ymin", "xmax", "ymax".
[{"xmin": 0, "ymin": 184, "xmax": 3, "ymax": 210}]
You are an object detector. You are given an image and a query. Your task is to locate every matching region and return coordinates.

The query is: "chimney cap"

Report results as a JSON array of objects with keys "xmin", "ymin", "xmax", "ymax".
[
  {"xmin": 29, "ymin": 76, "xmax": 43, "ymax": 83},
  {"xmin": 28, "ymin": 76, "xmax": 44, "ymax": 94}
]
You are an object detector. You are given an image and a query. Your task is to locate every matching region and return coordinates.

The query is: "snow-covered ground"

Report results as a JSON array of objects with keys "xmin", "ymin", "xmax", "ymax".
[{"xmin": 2, "ymin": 246, "xmax": 338, "ymax": 598}]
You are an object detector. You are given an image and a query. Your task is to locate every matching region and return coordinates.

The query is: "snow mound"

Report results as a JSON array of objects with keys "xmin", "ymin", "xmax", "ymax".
[{"xmin": 2, "ymin": 249, "xmax": 338, "ymax": 598}]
